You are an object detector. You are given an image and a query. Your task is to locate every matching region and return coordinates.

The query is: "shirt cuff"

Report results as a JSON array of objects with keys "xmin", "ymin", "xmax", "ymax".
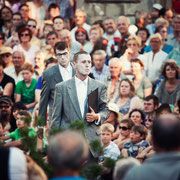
[{"xmin": 94, "ymin": 114, "xmax": 101, "ymax": 125}]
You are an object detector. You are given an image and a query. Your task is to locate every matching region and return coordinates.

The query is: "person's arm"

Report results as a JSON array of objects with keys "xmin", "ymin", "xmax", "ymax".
[
  {"xmin": 3, "ymin": 83, "xmax": 14, "ymax": 97},
  {"xmin": 25, "ymin": 101, "xmax": 37, "ymax": 109},
  {"xmin": 4, "ymin": 139, "xmax": 22, "ymax": 147},
  {"xmin": 35, "ymin": 89, "xmax": 41, "ymax": 102},
  {"xmin": 15, "ymin": 94, "xmax": 21, "ymax": 102},
  {"xmin": 121, "ymin": 148, "xmax": 128, "ymax": 158},
  {"xmin": 144, "ymin": 87, "xmax": 152, "ymax": 97},
  {"xmin": 0, "ymin": 135, "xmax": 10, "ymax": 141}
]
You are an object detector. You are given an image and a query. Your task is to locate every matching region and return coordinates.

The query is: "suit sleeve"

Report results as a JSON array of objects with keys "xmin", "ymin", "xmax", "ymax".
[
  {"xmin": 50, "ymin": 84, "xmax": 62, "ymax": 130},
  {"xmin": 98, "ymin": 83, "xmax": 110, "ymax": 123},
  {"xmin": 39, "ymin": 74, "xmax": 50, "ymax": 125}
]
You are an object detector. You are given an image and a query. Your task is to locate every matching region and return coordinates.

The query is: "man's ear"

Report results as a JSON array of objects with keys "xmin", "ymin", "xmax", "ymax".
[{"xmin": 72, "ymin": 61, "xmax": 76, "ymax": 69}]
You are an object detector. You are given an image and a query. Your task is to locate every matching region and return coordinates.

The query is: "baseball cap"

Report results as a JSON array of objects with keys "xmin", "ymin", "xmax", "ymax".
[
  {"xmin": 0, "ymin": 46, "xmax": 12, "ymax": 55},
  {"xmin": 152, "ymin": 3, "xmax": 163, "ymax": 11},
  {"xmin": 0, "ymin": 95, "xmax": 13, "ymax": 106}
]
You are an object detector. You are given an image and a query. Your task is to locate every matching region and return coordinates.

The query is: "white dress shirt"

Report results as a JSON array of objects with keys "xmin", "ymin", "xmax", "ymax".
[
  {"xmin": 75, "ymin": 76, "xmax": 88, "ymax": 117},
  {"xmin": 58, "ymin": 63, "xmax": 73, "ymax": 81}
]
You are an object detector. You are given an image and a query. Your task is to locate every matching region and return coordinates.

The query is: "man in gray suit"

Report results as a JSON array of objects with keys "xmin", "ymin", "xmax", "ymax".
[
  {"xmin": 39, "ymin": 41, "xmax": 75, "ymax": 124},
  {"xmin": 51, "ymin": 51, "xmax": 109, "ymax": 156}
]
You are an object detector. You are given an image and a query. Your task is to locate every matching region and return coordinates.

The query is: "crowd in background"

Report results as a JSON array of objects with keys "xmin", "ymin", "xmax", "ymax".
[{"xmin": 0, "ymin": 0, "xmax": 180, "ymax": 180}]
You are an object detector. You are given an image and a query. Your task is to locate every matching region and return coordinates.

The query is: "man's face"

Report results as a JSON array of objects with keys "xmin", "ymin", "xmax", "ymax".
[
  {"xmin": 50, "ymin": 8, "xmax": 60, "ymax": 19},
  {"xmin": 12, "ymin": 51, "xmax": 24, "ymax": 68},
  {"xmin": 74, "ymin": 54, "xmax": 91, "ymax": 77},
  {"xmin": 12, "ymin": 14, "xmax": 22, "ymax": 26},
  {"xmin": 56, "ymin": 49, "xmax": 70, "ymax": 68},
  {"xmin": 117, "ymin": 18, "xmax": 129, "ymax": 35},
  {"xmin": 109, "ymin": 62, "xmax": 121, "ymax": 78},
  {"xmin": 172, "ymin": 17, "xmax": 180, "ymax": 32},
  {"xmin": 60, "ymin": 31, "xmax": 71, "ymax": 46},
  {"xmin": 1, "ymin": 53, "xmax": 12, "ymax": 66},
  {"xmin": 100, "ymin": 130, "xmax": 112, "ymax": 146},
  {"xmin": 93, "ymin": 54, "xmax": 105, "ymax": 71},
  {"xmin": 103, "ymin": 19, "xmax": 116, "ymax": 35},
  {"xmin": 151, "ymin": 8, "xmax": 159, "ymax": 19},
  {"xmin": 90, "ymin": 29, "xmax": 101, "ymax": 44},
  {"xmin": 164, "ymin": 10, "xmax": 173, "ymax": 23},
  {"xmin": 144, "ymin": 99, "xmax": 155, "ymax": 113},
  {"xmin": 0, "ymin": 102, "xmax": 11, "ymax": 118},
  {"xmin": 75, "ymin": 11, "xmax": 86, "ymax": 27},
  {"xmin": 46, "ymin": 34, "xmax": 58, "ymax": 47},
  {"xmin": 27, "ymin": 20, "xmax": 37, "ymax": 34}
]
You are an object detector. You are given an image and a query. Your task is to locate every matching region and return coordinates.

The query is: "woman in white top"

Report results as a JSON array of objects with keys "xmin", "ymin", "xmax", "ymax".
[{"xmin": 13, "ymin": 26, "xmax": 40, "ymax": 67}]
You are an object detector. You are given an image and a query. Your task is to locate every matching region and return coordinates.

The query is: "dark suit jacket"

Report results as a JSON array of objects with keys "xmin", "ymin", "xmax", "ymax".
[
  {"xmin": 39, "ymin": 64, "xmax": 75, "ymax": 124},
  {"xmin": 51, "ymin": 76, "xmax": 109, "ymax": 157}
]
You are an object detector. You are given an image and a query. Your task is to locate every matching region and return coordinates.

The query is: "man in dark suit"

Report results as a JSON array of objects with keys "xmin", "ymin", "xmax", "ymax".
[
  {"xmin": 39, "ymin": 41, "xmax": 76, "ymax": 124},
  {"xmin": 51, "ymin": 51, "xmax": 109, "ymax": 157}
]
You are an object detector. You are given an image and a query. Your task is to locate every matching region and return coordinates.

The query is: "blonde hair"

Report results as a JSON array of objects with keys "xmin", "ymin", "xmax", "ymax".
[
  {"xmin": 90, "ymin": 24, "xmax": 104, "ymax": 37},
  {"xmin": 127, "ymin": 35, "xmax": 142, "ymax": 47},
  {"xmin": 100, "ymin": 123, "xmax": 114, "ymax": 134},
  {"xmin": 149, "ymin": 33, "xmax": 162, "ymax": 44}
]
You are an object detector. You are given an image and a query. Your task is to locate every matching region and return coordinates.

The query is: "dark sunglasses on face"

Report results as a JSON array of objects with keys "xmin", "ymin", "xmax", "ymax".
[
  {"xmin": 0, "ymin": 105, "xmax": 10, "ymax": 109},
  {"xmin": 145, "ymin": 118, "xmax": 153, "ymax": 122},
  {"xmin": 27, "ymin": 25, "xmax": 36, "ymax": 28},
  {"xmin": 1, "ymin": 54, "xmax": 10, "ymax": 58},
  {"xmin": 20, "ymin": 33, "xmax": 30, "ymax": 37},
  {"xmin": 119, "ymin": 126, "xmax": 129, "ymax": 131}
]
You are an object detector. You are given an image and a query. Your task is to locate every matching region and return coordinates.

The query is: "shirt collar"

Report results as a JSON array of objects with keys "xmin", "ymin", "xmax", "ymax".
[
  {"xmin": 58, "ymin": 63, "xmax": 71, "ymax": 71},
  {"xmin": 75, "ymin": 76, "xmax": 88, "ymax": 86}
]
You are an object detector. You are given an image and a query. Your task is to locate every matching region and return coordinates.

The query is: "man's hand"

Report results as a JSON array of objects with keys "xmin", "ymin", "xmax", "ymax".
[{"xmin": 86, "ymin": 106, "xmax": 98, "ymax": 122}]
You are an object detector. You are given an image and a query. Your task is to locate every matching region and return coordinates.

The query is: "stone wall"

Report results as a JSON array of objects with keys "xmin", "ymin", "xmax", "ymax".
[{"xmin": 76, "ymin": 0, "xmax": 172, "ymax": 24}]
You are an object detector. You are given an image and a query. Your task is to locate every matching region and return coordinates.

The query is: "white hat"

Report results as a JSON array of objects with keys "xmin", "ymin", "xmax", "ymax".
[
  {"xmin": 108, "ymin": 103, "xmax": 119, "ymax": 117},
  {"xmin": 152, "ymin": 3, "xmax": 163, "ymax": 11}
]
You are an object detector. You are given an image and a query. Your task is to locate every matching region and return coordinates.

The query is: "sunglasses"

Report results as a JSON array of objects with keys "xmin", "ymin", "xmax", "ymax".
[
  {"xmin": 20, "ymin": 33, "xmax": 30, "ymax": 37},
  {"xmin": 27, "ymin": 25, "xmax": 36, "ymax": 28},
  {"xmin": 145, "ymin": 118, "xmax": 153, "ymax": 122},
  {"xmin": 0, "ymin": 105, "xmax": 10, "ymax": 109},
  {"xmin": 119, "ymin": 126, "xmax": 129, "ymax": 131},
  {"xmin": 1, "ymin": 54, "xmax": 10, "ymax": 58}
]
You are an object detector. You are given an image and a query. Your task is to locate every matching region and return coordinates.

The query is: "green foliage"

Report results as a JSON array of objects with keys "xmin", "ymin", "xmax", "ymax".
[
  {"xmin": 81, "ymin": 163, "xmax": 103, "ymax": 179},
  {"xmin": 24, "ymin": 116, "xmax": 31, "ymax": 126},
  {"xmin": 35, "ymin": 115, "xmax": 45, "ymax": 127},
  {"xmin": 103, "ymin": 157, "xmax": 116, "ymax": 169},
  {"xmin": 90, "ymin": 139, "xmax": 103, "ymax": 156},
  {"xmin": 69, "ymin": 119, "xmax": 85, "ymax": 134},
  {"xmin": 49, "ymin": 127, "xmax": 65, "ymax": 136}
]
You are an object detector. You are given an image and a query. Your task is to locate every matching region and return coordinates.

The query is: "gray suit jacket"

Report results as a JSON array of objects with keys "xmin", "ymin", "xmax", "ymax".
[
  {"xmin": 51, "ymin": 77, "xmax": 109, "ymax": 156},
  {"xmin": 39, "ymin": 64, "xmax": 75, "ymax": 124}
]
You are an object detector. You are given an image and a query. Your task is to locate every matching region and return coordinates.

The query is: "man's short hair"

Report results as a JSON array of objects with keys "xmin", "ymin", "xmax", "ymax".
[
  {"xmin": 73, "ymin": 51, "xmax": 89, "ymax": 63},
  {"xmin": 108, "ymin": 57, "xmax": 121, "ymax": 67},
  {"xmin": 54, "ymin": 41, "xmax": 69, "ymax": 54},
  {"xmin": 132, "ymin": 125, "xmax": 147, "ymax": 139},
  {"xmin": 46, "ymin": 31, "xmax": 58, "ymax": 39},
  {"xmin": 144, "ymin": 95, "xmax": 159, "ymax": 107},
  {"xmin": 48, "ymin": 3, "xmax": 60, "ymax": 12},
  {"xmin": 100, "ymin": 123, "xmax": 114, "ymax": 134},
  {"xmin": 48, "ymin": 130, "xmax": 89, "ymax": 171},
  {"xmin": 52, "ymin": 16, "xmax": 64, "ymax": 23},
  {"xmin": 152, "ymin": 114, "xmax": 180, "ymax": 151},
  {"xmin": 93, "ymin": 50, "xmax": 106, "ymax": 58}
]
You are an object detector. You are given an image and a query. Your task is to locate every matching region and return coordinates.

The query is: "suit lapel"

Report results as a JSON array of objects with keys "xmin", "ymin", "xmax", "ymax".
[
  {"xmin": 67, "ymin": 77, "xmax": 83, "ymax": 120},
  {"xmin": 87, "ymin": 77, "xmax": 97, "ymax": 96},
  {"xmin": 54, "ymin": 64, "xmax": 63, "ymax": 83}
]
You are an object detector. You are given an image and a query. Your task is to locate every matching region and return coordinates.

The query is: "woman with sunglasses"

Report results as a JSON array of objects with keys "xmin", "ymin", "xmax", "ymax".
[
  {"xmin": 13, "ymin": 26, "xmax": 40, "ymax": 67},
  {"xmin": 131, "ymin": 58, "xmax": 152, "ymax": 99},
  {"xmin": 113, "ymin": 119, "xmax": 134, "ymax": 150}
]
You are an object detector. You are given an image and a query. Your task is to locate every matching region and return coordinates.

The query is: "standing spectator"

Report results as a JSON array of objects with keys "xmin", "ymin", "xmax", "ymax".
[
  {"xmin": 71, "ymin": 9, "xmax": 91, "ymax": 41},
  {"xmin": 103, "ymin": 17, "xmax": 120, "ymax": 56},
  {"xmin": 15, "ymin": 63, "xmax": 37, "ymax": 113},
  {"xmin": 141, "ymin": 33, "xmax": 168, "ymax": 83},
  {"xmin": 124, "ymin": 114, "xmax": 180, "ymax": 180},
  {"xmin": 13, "ymin": 26, "xmax": 40, "ymax": 66},
  {"xmin": 91, "ymin": 50, "xmax": 110, "ymax": 82},
  {"xmin": 60, "ymin": 29, "xmax": 81, "ymax": 62},
  {"xmin": 167, "ymin": 15, "xmax": 180, "ymax": 49},
  {"xmin": 4, "ymin": 51, "xmax": 25, "ymax": 84}
]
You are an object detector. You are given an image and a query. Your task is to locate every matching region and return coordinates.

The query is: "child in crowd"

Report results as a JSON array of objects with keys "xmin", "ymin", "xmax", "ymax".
[
  {"xmin": 99, "ymin": 123, "xmax": 120, "ymax": 162},
  {"xmin": 0, "ymin": 110, "xmax": 37, "ymax": 148},
  {"xmin": 121, "ymin": 125, "xmax": 149, "ymax": 158},
  {"xmin": 15, "ymin": 63, "xmax": 37, "ymax": 114}
]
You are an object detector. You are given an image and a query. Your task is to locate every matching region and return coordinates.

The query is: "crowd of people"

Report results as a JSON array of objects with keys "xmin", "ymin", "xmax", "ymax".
[{"xmin": 0, "ymin": 0, "xmax": 180, "ymax": 180}]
